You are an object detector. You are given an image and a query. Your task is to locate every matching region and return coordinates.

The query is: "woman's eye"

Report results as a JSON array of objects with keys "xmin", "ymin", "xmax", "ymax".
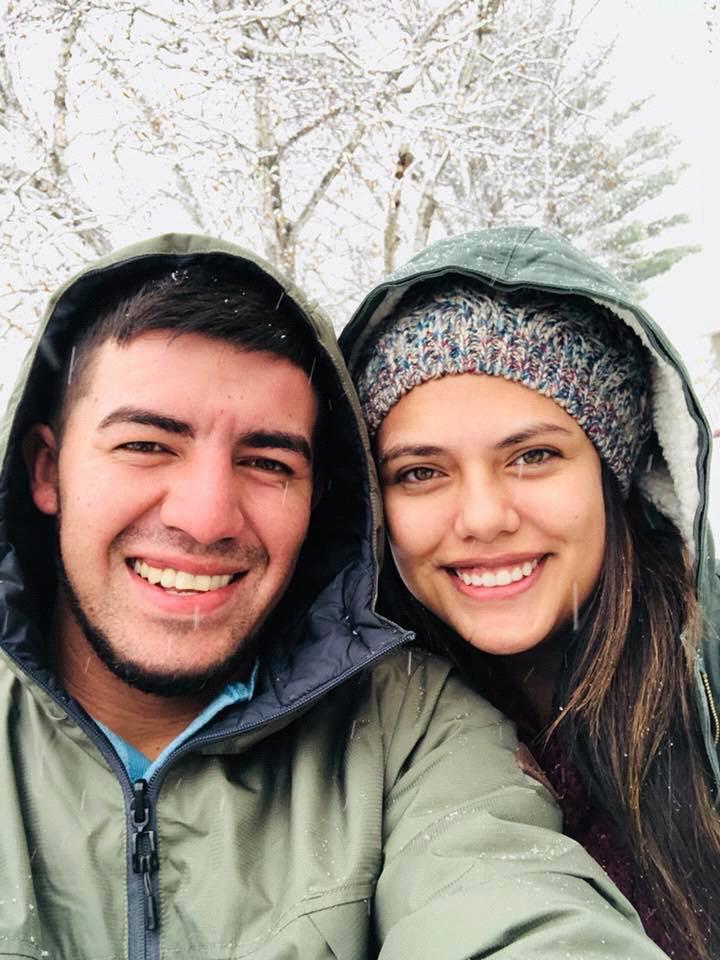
[
  {"xmin": 398, "ymin": 466, "xmax": 439, "ymax": 483},
  {"xmin": 514, "ymin": 448, "xmax": 554, "ymax": 467}
]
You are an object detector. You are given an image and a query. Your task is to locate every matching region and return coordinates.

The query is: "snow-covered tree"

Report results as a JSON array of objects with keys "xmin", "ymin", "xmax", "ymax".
[{"xmin": 0, "ymin": 0, "xmax": 699, "ymax": 341}]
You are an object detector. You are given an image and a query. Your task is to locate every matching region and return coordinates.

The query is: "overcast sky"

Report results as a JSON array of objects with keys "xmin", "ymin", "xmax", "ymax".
[
  {"xmin": 592, "ymin": 0, "xmax": 719, "ymax": 533},
  {"xmin": 580, "ymin": 0, "xmax": 718, "ymax": 351}
]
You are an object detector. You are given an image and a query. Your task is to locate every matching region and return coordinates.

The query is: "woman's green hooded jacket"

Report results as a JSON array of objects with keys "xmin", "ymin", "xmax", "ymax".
[{"xmin": 340, "ymin": 224, "xmax": 720, "ymax": 791}]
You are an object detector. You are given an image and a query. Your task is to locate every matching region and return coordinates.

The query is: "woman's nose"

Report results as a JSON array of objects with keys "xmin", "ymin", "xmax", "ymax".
[{"xmin": 452, "ymin": 470, "xmax": 521, "ymax": 542}]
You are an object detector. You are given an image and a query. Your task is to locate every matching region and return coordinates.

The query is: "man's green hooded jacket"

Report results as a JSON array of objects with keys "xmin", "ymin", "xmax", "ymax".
[{"xmin": 0, "ymin": 234, "xmax": 673, "ymax": 959}]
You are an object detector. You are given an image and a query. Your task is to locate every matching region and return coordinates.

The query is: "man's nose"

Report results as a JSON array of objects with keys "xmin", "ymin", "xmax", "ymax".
[
  {"xmin": 159, "ymin": 454, "xmax": 246, "ymax": 545},
  {"xmin": 452, "ymin": 469, "xmax": 521, "ymax": 542}
]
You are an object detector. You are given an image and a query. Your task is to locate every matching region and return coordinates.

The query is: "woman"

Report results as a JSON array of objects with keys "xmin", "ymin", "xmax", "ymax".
[{"xmin": 340, "ymin": 226, "xmax": 720, "ymax": 960}]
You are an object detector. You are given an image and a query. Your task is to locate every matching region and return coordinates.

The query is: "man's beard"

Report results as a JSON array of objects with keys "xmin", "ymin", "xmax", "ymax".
[{"xmin": 57, "ymin": 555, "xmax": 260, "ymax": 698}]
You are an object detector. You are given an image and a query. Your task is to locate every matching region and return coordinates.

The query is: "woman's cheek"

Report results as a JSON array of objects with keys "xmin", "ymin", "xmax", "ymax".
[{"xmin": 386, "ymin": 495, "xmax": 440, "ymax": 562}]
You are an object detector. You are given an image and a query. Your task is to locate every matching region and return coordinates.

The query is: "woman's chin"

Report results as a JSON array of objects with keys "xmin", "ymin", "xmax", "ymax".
[{"xmin": 459, "ymin": 627, "xmax": 546, "ymax": 657}]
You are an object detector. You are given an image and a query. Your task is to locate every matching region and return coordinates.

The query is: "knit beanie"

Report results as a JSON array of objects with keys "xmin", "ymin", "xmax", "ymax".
[{"xmin": 355, "ymin": 283, "xmax": 652, "ymax": 493}]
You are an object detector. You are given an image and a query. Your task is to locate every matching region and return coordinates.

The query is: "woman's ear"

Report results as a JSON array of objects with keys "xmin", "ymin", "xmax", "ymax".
[{"xmin": 23, "ymin": 424, "xmax": 60, "ymax": 516}]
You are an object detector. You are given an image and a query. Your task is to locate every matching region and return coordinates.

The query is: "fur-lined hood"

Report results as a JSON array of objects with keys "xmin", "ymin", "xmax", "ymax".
[{"xmin": 340, "ymin": 225, "xmax": 720, "ymax": 782}]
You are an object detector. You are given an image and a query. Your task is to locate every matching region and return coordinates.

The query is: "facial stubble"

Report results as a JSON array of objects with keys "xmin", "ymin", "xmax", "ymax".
[{"xmin": 54, "ymin": 517, "xmax": 268, "ymax": 697}]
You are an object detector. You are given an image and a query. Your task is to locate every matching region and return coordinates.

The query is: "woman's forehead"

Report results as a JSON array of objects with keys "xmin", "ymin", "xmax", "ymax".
[{"xmin": 377, "ymin": 373, "xmax": 584, "ymax": 446}]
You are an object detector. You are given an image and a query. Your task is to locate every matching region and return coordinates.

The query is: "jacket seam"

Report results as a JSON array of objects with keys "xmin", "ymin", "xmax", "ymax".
[
  {"xmin": 382, "ymin": 790, "xmax": 550, "ymax": 866},
  {"xmin": 0, "ymin": 945, "xmax": 125, "ymax": 960},
  {"xmin": 501, "ymin": 226, "xmax": 539, "ymax": 279},
  {"xmin": 156, "ymin": 883, "xmax": 375, "ymax": 956}
]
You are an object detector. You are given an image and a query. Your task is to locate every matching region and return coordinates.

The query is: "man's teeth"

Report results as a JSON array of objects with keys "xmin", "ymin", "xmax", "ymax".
[
  {"xmin": 454, "ymin": 559, "xmax": 539, "ymax": 588},
  {"xmin": 132, "ymin": 560, "xmax": 233, "ymax": 592}
]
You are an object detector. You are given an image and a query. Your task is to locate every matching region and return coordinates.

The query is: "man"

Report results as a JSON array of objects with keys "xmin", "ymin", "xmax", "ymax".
[{"xmin": 0, "ymin": 234, "xmax": 668, "ymax": 958}]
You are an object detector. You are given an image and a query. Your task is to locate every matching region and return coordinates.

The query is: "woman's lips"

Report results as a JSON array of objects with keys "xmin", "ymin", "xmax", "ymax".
[{"xmin": 447, "ymin": 555, "xmax": 547, "ymax": 600}]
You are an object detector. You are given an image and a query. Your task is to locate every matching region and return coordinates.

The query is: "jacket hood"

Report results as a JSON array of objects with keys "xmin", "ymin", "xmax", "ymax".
[
  {"xmin": 340, "ymin": 226, "xmax": 719, "ymax": 771},
  {"xmin": 0, "ymin": 234, "xmax": 400, "ymax": 734}
]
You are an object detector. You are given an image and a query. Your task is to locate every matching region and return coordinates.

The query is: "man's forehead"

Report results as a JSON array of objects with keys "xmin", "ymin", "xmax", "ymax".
[
  {"xmin": 96, "ymin": 328, "xmax": 241, "ymax": 361},
  {"xmin": 77, "ymin": 331, "xmax": 319, "ymax": 434},
  {"xmin": 88, "ymin": 329, "xmax": 302, "ymax": 384}
]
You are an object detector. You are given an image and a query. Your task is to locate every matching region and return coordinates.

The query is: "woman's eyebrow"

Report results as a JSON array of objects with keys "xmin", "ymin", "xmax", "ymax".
[
  {"xmin": 378, "ymin": 444, "xmax": 445, "ymax": 467},
  {"xmin": 378, "ymin": 423, "xmax": 573, "ymax": 465},
  {"xmin": 495, "ymin": 422, "xmax": 573, "ymax": 449}
]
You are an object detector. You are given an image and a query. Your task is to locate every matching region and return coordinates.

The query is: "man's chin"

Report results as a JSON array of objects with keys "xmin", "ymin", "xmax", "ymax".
[
  {"xmin": 60, "ymin": 572, "xmax": 256, "ymax": 697},
  {"xmin": 57, "ymin": 556, "xmax": 260, "ymax": 697},
  {"xmin": 83, "ymin": 618, "xmax": 259, "ymax": 697},
  {"xmin": 99, "ymin": 653, "xmax": 250, "ymax": 698}
]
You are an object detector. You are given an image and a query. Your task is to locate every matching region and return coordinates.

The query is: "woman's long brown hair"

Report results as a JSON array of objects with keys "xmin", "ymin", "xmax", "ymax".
[
  {"xmin": 378, "ymin": 464, "xmax": 720, "ymax": 958},
  {"xmin": 551, "ymin": 467, "xmax": 720, "ymax": 959}
]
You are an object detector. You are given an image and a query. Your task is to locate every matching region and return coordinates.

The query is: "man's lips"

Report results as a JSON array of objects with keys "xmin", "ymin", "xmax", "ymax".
[
  {"xmin": 127, "ymin": 558, "xmax": 246, "ymax": 594},
  {"xmin": 125, "ymin": 558, "xmax": 250, "ymax": 617}
]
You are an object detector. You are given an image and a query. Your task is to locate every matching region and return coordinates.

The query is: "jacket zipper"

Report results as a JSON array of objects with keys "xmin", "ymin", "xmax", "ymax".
[
  {"xmin": 135, "ymin": 627, "xmax": 412, "ymax": 960},
  {"xmin": 130, "ymin": 779, "xmax": 159, "ymax": 932},
  {"xmin": 700, "ymin": 670, "xmax": 720, "ymax": 746}
]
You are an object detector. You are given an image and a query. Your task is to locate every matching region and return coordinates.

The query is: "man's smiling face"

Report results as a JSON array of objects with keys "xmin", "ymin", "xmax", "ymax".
[{"xmin": 27, "ymin": 331, "xmax": 319, "ymax": 694}]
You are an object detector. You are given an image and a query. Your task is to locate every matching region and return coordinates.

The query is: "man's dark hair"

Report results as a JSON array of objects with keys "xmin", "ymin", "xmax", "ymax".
[{"xmin": 53, "ymin": 262, "xmax": 323, "ymax": 429}]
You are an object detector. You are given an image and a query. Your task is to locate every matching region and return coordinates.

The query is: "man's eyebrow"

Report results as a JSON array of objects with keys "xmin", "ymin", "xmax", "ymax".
[
  {"xmin": 495, "ymin": 422, "xmax": 573, "ymax": 449},
  {"xmin": 97, "ymin": 407, "xmax": 193, "ymax": 437},
  {"xmin": 241, "ymin": 430, "xmax": 312, "ymax": 464}
]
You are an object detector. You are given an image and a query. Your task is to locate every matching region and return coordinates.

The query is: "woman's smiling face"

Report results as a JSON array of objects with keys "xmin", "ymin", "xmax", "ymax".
[{"xmin": 376, "ymin": 373, "xmax": 606, "ymax": 655}]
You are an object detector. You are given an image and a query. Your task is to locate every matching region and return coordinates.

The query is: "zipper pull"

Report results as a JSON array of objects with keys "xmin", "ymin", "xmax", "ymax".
[
  {"xmin": 130, "ymin": 779, "xmax": 159, "ymax": 930},
  {"xmin": 142, "ymin": 870, "xmax": 158, "ymax": 931}
]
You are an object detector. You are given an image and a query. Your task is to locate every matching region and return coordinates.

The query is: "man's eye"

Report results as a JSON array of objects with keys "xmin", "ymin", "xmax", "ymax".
[
  {"xmin": 513, "ymin": 448, "xmax": 555, "ymax": 467},
  {"xmin": 242, "ymin": 457, "xmax": 291, "ymax": 475},
  {"xmin": 119, "ymin": 441, "xmax": 167, "ymax": 453}
]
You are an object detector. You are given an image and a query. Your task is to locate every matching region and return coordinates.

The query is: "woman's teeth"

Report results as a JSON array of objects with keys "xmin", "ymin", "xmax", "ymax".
[
  {"xmin": 454, "ymin": 559, "xmax": 539, "ymax": 588},
  {"xmin": 132, "ymin": 560, "xmax": 233, "ymax": 592}
]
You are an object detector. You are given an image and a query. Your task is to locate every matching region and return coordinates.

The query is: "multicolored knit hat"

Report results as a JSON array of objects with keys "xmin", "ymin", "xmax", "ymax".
[{"xmin": 355, "ymin": 282, "xmax": 651, "ymax": 493}]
